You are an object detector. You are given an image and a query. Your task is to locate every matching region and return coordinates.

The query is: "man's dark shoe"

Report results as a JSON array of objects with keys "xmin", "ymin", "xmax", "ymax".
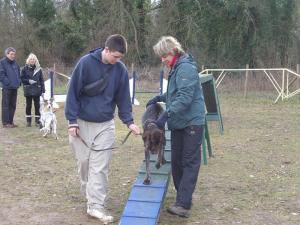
[{"xmin": 167, "ymin": 205, "xmax": 190, "ymax": 218}]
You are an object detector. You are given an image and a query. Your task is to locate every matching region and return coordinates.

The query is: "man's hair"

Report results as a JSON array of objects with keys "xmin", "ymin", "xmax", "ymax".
[
  {"xmin": 5, "ymin": 47, "xmax": 16, "ymax": 55},
  {"xmin": 153, "ymin": 36, "xmax": 185, "ymax": 57},
  {"xmin": 105, "ymin": 34, "xmax": 127, "ymax": 54}
]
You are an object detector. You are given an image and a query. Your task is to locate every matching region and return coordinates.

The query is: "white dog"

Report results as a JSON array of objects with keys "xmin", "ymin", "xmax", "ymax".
[{"xmin": 40, "ymin": 98, "xmax": 58, "ymax": 139}]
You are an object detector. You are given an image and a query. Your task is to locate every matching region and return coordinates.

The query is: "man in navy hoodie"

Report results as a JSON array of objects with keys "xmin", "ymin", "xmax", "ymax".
[
  {"xmin": 0, "ymin": 47, "xmax": 21, "ymax": 128},
  {"xmin": 65, "ymin": 34, "xmax": 140, "ymax": 224}
]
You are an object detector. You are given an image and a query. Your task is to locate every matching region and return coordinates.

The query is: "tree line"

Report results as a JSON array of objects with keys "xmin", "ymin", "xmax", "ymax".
[{"xmin": 0, "ymin": 0, "xmax": 299, "ymax": 70}]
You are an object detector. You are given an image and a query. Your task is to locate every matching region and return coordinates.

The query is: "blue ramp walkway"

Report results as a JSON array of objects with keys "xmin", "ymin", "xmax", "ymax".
[
  {"xmin": 119, "ymin": 124, "xmax": 212, "ymax": 225},
  {"xmin": 119, "ymin": 130, "xmax": 172, "ymax": 225}
]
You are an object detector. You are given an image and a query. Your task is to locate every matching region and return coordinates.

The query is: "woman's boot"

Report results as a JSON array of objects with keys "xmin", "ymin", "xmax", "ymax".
[{"xmin": 26, "ymin": 116, "xmax": 32, "ymax": 127}]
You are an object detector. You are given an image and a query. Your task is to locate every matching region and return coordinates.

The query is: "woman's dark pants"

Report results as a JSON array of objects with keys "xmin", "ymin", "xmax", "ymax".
[
  {"xmin": 171, "ymin": 125, "xmax": 204, "ymax": 209},
  {"xmin": 26, "ymin": 96, "xmax": 41, "ymax": 124}
]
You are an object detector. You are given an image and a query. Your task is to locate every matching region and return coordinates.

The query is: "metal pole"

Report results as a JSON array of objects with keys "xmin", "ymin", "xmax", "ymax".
[
  {"xmin": 53, "ymin": 63, "xmax": 56, "ymax": 86},
  {"xmin": 132, "ymin": 71, "xmax": 136, "ymax": 104},
  {"xmin": 49, "ymin": 70, "xmax": 54, "ymax": 98},
  {"xmin": 159, "ymin": 70, "xmax": 164, "ymax": 95}
]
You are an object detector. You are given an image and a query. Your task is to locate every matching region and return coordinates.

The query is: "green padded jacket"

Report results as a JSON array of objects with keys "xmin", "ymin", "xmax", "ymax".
[{"xmin": 161, "ymin": 53, "xmax": 206, "ymax": 130}]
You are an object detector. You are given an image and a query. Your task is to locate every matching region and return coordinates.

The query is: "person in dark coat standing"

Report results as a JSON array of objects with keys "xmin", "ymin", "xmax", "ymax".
[
  {"xmin": 147, "ymin": 36, "xmax": 206, "ymax": 218},
  {"xmin": 21, "ymin": 53, "xmax": 45, "ymax": 127},
  {"xmin": 0, "ymin": 47, "xmax": 21, "ymax": 128}
]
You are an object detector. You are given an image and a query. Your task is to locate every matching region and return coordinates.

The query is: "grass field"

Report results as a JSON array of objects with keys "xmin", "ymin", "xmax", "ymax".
[{"xmin": 0, "ymin": 90, "xmax": 299, "ymax": 225}]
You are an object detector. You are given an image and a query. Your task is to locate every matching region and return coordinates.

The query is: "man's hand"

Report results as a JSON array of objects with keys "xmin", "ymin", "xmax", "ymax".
[
  {"xmin": 68, "ymin": 127, "xmax": 79, "ymax": 137},
  {"xmin": 128, "ymin": 123, "xmax": 141, "ymax": 135}
]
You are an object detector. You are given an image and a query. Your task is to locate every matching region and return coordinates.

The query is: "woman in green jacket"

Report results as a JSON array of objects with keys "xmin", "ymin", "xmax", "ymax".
[{"xmin": 147, "ymin": 36, "xmax": 206, "ymax": 218}]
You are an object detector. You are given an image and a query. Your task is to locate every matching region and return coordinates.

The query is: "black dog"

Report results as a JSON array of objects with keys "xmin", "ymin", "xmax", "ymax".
[{"xmin": 142, "ymin": 103, "xmax": 166, "ymax": 185}]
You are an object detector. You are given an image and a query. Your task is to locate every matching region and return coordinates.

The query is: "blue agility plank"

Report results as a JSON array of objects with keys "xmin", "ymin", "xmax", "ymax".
[
  {"xmin": 128, "ymin": 186, "xmax": 166, "ymax": 202},
  {"xmin": 165, "ymin": 141, "xmax": 171, "ymax": 149},
  {"xmin": 122, "ymin": 201, "xmax": 161, "ymax": 218},
  {"xmin": 119, "ymin": 127, "xmax": 211, "ymax": 225},
  {"xmin": 119, "ymin": 130, "xmax": 171, "ymax": 225},
  {"xmin": 139, "ymin": 162, "xmax": 171, "ymax": 175},
  {"xmin": 149, "ymin": 151, "xmax": 171, "ymax": 163},
  {"xmin": 119, "ymin": 217, "xmax": 157, "ymax": 225},
  {"xmin": 165, "ymin": 131, "xmax": 170, "ymax": 140},
  {"xmin": 135, "ymin": 174, "xmax": 169, "ymax": 188}
]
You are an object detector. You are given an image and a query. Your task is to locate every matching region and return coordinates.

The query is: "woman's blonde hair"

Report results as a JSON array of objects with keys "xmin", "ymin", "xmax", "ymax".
[
  {"xmin": 153, "ymin": 36, "xmax": 185, "ymax": 57},
  {"xmin": 26, "ymin": 53, "xmax": 40, "ymax": 68}
]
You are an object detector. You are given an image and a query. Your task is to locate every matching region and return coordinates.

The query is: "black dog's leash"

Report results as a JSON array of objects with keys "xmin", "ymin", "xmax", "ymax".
[
  {"xmin": 77, "ymin": 130, "xmax": 140, "ymax": 150},
  {"xmin": 77, "ymin": 132, "xmax": 115, "ymax": 151},
  {"xmin": 120, "ymin": 119, "xmax": 159, "ymax": 145},
  {"xmin": 121, "ymin": 130, "xmax": 143, "ymax": 145},
  {"xmin": 121, "ymin": 131, "xmax": 133, "ymax": 145}
]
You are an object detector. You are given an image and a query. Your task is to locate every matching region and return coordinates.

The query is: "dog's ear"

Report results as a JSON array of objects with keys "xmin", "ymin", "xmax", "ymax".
[
  {"xmin": 142, "ymin": 130, "xmax": 147, "ymax": 140},
  {"xmin": 152, "ymin": 129, "xmax": 163, "ymax": 144}
]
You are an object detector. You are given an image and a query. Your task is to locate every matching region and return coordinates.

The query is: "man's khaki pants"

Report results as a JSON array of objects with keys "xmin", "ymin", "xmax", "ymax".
[{"xmin": 69, "ymin": 119, "xmax": 115, "ymax": 210}]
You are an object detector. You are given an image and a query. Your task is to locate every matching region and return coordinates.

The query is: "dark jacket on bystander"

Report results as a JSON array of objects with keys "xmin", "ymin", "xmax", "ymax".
[
  {"xmin": 21, "ymin": 64, "xmax": 45, "ymax": 97},
  {"xmin": 0, "ymin": 57, "xmax": 21, "ymax": 89}
]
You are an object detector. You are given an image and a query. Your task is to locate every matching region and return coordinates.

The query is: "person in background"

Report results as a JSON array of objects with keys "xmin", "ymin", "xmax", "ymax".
[
  {"xmin": 65, "ymin": 34, "xmax": 140, "ymax": 224},
  {"xmin": 147, "ymin": 36, "xmax": 206, "ymax": 218},
  {"xmin": 21, "ymin": 53, "xmax": 45, "ymax": 127},
  {"xmin": 0, "ymin": 47, "xmax": 21, "ymax": 128}
]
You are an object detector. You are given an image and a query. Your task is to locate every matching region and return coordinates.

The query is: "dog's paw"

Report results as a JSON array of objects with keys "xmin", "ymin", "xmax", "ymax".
[
  {"xmin": 162, "ymin": 157, "xmax": 167, "ymax": 165},
  {"xmin": 143, "ymin": 178, "xmax": 151, "ymax": 185},
  {"xmin": 155, "ymin": 162, "xmax": 161, "ymax": 169}
]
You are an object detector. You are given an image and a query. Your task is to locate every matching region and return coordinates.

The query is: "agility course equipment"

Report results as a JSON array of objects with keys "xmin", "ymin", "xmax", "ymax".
[
  {"xmin": 158, "ymin": 71, "xmax": 224, "ymax": 134},
  {"xmin": 200, "ymin": 68, "xmax": 300, "ymax": 103},
  {"xmin": 119, "ymin": 129, "xmax": 171, "ymax": 225},
  {"xmin": 119, "ymin": 121, "xmax": 212, "ymax": 225},
  {"xmin": 49, "ymin": 69, "xmax": 140, "ymax": 106},
  {"xmin": 202, "ymin": 118, "xmax": 213, "ymax": 165},
  {"xmin": 43, "ymin": 70, "xmax": 65, "ymax": 108},
  {"xmin": 199, "ymin": 74, "xmax": 224, "ymax": 134}
]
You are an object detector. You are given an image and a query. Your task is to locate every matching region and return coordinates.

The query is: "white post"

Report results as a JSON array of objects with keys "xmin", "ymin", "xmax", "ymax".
[
  {"xmin": 282, "ymin": 70, "xmax": 285, "ymax": 101},
  {"xmin": 297, "ymin": 64, "xmax": 299, "ymax": 95},
  {"xmin": 131, "ymin": 63, "xmax": 134, "ymax": 73},
  {"xmin": 244, "ymin": 64, "xmax": 249, "ymax": 97},
  {"xmin": 201, "ymin": 65, "xmax": 206, "ymax": 74}
]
